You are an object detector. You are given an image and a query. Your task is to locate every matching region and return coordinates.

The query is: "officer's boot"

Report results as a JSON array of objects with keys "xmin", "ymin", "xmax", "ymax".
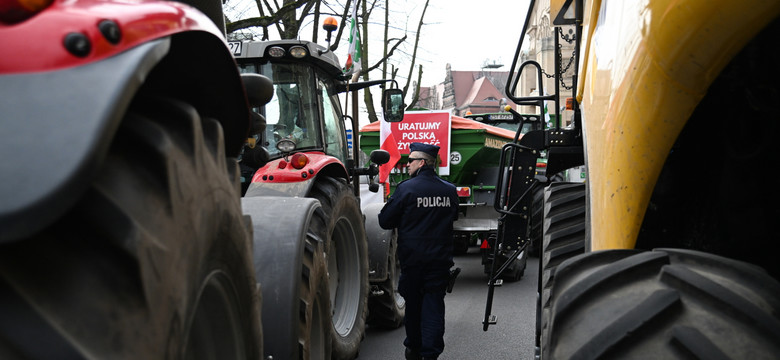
[{"xmin": 405, "ymin": 347, "xmax": 421, "ymax": 360}]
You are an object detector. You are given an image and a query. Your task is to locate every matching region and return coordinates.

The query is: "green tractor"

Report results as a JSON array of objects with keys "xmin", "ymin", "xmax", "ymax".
[{"xmin": 361, "ymin": 113, "xmax": 544, "ymax": 281}]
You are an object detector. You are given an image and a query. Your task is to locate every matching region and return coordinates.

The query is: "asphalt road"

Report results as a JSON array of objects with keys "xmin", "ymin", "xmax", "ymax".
[{"xmin": 357, "ymin": 247, "xmax": 538, "ymax": 359}]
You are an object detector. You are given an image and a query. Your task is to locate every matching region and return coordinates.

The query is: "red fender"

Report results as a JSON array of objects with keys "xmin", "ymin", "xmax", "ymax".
[
  {"xmin": 0, "ymin": 0, "xmax": 223, "ymax": 74},
  {"xmin": 252, "ymin": 152, "xmax": 348, "ymax": 184}
]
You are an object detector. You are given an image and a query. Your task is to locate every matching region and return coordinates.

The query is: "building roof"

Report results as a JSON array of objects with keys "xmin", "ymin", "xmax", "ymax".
[
  {"xmin": 457, "ymin": 76, "xmax": 506, "ymax": 110},
  {"xmin": 451, "ymin": 70, "xmax": 512, "ymax": 108},
  {"xmin": 415, "ymin": 67, "xmax": 517, "ymax": 114}
]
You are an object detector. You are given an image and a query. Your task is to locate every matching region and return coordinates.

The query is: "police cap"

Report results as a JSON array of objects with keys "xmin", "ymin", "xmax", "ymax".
[{"xmin": 410, "ymin": 142, "xmax": 440, "ymax": 159}]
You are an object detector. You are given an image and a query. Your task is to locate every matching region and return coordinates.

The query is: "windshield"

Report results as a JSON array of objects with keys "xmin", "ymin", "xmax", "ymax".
[{"xmin": 239, "ymin": 62, "xmax": 323, "ymax": 159}]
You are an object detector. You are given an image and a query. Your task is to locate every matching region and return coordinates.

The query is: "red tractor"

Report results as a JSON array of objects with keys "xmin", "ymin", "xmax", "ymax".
[
  {"xmin": 231, "ymin": 29, "xmax": 407, "ymax": 359},
  {"xmin": 0, "ymin": 0, "xmax": 269, "ymax": 358}
]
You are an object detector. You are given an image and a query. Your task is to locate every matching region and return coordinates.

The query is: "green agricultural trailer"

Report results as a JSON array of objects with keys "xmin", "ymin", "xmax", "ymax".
[{"xmin": 360, "ymin": 114, "xmax": 531, "ymax": 280}]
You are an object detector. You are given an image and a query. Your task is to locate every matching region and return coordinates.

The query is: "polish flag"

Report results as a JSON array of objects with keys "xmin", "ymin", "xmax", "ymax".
[{"xmin": 379, "ymin": 114, "xmax": 401, "ymax": 186}]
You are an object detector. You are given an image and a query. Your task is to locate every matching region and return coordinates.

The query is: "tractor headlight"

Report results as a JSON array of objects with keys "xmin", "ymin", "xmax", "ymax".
[
  {"xmin": 289, "ymin": 46, "xmax": 308, "ymax": 58},
  {"xmin": 268, "ymin": 46, "xmax": 285, "ymax": 58},
  {"xmin": 276, "ymin": 138, "xmax": 296, "ymax": 153}
]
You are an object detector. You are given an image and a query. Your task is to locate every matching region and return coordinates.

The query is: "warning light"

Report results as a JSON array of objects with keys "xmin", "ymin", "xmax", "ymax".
[
  {"xmin": 323, "ymin": 17, "xmax": 338, "ymax": 43},
  {"xmin": 323, "ymin": 17, "xmax": 338, "ymax": 32}
]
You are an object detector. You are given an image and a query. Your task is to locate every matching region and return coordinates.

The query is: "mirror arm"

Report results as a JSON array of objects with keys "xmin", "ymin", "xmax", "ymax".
[{"xmin": 354, "ymin": 164, "xmax": 381, "ymax": 193}]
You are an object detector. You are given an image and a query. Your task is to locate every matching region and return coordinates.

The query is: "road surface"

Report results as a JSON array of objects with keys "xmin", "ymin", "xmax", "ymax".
[{"xmin": 358, "ymin": 247, "xmax": 538, "ymax": 359}]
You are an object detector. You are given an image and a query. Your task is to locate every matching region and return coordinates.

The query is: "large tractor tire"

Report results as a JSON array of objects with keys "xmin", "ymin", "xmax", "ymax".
[
  {"xmin": 453, "ymin": 232, "xmax": 471, "ymax": 255},
  {"xmin": 539, "ymin": 182, "xmax": 586, "ymax": 353},
  {"xmin": 242, "ymin": 196, "xmax": 332, "ymax": 360},
  {"xmin": 0, "ymin": 97, "xmax": 262, "ymax": 359},
  {"xmin": 528, "ymin": 183, "xmax": 546, "ymax": 257},
  {"xmin": 309, "ymin": 176, "xmax": 369, "ymax": 360},
  {"xmin": 544, "ymin": 248, "xmax": 780, "ymax": 359},
  {"xmin": 367, "ymin": 230, "xmax": 405, "ymax": 329},
  {"xmin": 363, "ymin": 202, "xmax": 404, "ymax": 329}
]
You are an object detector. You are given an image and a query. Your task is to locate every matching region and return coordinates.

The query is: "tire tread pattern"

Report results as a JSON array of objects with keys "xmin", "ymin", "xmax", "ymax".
[
  {"xmin": 367, "ymin": 233, "xmax": 404, "ymax": 329},
  {"xmin": 0, "ymin": 97, "xmax": 262, "ymax": 359},
  {"xmin": 308, "ymin": 176, "xmax": 368, "ymax": 360},
  {"xmin": 539, "ymin": 182, "xmax": 586, "ymax": 351},
  {"xmin": 546, "ymin": 249, "xmax": 780, "ymax": 359}
]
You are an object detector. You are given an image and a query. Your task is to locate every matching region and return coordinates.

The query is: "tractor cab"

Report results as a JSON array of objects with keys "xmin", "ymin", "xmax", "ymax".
[
  {"xmin": 231, "ymin": 31, "xmax": 403, "ymax": 198},
  {"xmin": 244, "ymin": 60, "xmax": 348, "ymax": 163},
  {"xmin": 235, "ymin": 42, "xmax": 351, "ymax": 164}
]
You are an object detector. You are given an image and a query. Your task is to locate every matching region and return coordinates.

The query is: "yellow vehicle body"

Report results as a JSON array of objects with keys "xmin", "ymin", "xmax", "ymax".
[
  {"xmin": 497, "ymin": 1, "xmax": 780, "ymax": 357},
  {"xmin": 577, "ymin": 0, "xmax": 780, "ymax": 250}
]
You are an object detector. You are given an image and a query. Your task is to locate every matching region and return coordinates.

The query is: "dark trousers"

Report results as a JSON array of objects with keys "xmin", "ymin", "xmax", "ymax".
[{"xmin": 399, "ymin": 266, "xmax": 449, "ymax": 359}]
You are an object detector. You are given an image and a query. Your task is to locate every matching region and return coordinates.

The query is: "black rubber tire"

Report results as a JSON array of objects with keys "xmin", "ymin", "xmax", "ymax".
[
  {"xmin": 243, "ymin": 196, "xmax": 332, "ymax": 360},
  {"xmin": 0, "ymin": 97, "xmax": 262, "ymax": 359},
  {"xmin": 453, "ymin": 233, "xmax": 470, "ymax": 255},
  {"xmin": 544, "ymin": 248, "xmax": 780, "ymax": 359},
  {"xmin": 539, "ymin": 182, "xmax": 586, "ymax": 351},
  {"xmin": 299, "ymin": 233, "xmax": 332, "ymax": 360},
  {"xmin": 453, "ymin": 239, "xmax": 469, "ymax": 255},
  {"xmin": 309, "ymin": 176, "xmax": 368, "ymax": 360},
  {"xmin": 367, "ymin": 231, "xmax": 405, "ymax": 329},
  {"xmin": 528, "ymin": 183, "xmax": 546, "ymax": 257}
]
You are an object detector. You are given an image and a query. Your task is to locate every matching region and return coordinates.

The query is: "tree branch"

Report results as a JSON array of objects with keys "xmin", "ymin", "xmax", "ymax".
[
  {"xmin": 364, "ymin": 36, "xmax": 406, "ymax": 73},
  {"xmin": 402, "ymin": 0, "xmax": 429, "ymax": 98},
  {"xmin": 226, "ymin": 0, "xmax": 311, "ymax": 34}
]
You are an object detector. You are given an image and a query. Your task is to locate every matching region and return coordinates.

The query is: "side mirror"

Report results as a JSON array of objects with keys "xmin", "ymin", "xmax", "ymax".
[
  {"xmin": 370, "ymin": 149, "xmax": 391, "ymax": 165},
  {"xmin": 241, "ymin": 73, "xmax": 274, "ymax": 107},
  {"xmin": 382, "ymin": 88, "xmax": 405, "ymax": 122}
]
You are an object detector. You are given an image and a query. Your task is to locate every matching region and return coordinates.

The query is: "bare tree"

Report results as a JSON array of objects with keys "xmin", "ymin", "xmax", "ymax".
[
  {"xmin": 356, "ymin": 0, "xmax": 429, "ymax": 122},
  {"xmin": 225, "ymin": 0, "xmax": 320, "ymax": 39},
  {"xmin": 224, "ymin": 0, "xmax": 429, "ymax": 121},
  {"xmin": 359, "ymin": 0, "xmax": 379, "ymax": 123},
  {"xmin": 401, "ymin": 0, "xmax": 429, "ymax": 111}
]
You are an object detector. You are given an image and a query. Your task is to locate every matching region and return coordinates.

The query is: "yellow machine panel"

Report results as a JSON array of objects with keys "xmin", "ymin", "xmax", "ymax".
[{"xmin": 577, "ymin": 0, "xmax": 780, "ymax": 250}]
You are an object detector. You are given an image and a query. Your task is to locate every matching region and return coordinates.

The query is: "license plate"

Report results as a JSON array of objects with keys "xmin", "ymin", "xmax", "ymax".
[{"xmin": 228, "ymin": 41, "xmax": 242, "ymax": 55}]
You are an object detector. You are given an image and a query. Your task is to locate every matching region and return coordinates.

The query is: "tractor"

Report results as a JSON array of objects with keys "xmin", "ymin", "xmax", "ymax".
[
  {"xmin": 230, "ymin": 22, "xmax": 407, "ymax": 359},
  {"xmin": 483, "ymin": 0, "xmax": 780, "ymax": 358},
  {"xmin": 1, "ymin": 0, "xmax": 267, "ymax": 357}
]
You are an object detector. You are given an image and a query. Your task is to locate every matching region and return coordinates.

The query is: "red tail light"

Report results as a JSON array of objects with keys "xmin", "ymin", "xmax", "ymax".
[
  {"xmin": 456, "ymin": 186, "xmax": 471, "ymax": 198},
  {"xmin": 0, "ymin": 0, "xmax": 54, "ymax": 24},
  {"xmin": 290, "ymin": 153, "xmax": 309, "ymax": 169},
  {"xmin": 480, "ymin": 240, "xmax": 490, "ymax": 249}
]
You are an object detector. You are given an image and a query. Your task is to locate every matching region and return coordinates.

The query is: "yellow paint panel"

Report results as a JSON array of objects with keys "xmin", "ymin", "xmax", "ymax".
[
  {"xmin": 550, "ymin": 0, "xmax": 570, "ymax": 23},
  {"xmin": 578, "ymin": 0, "xmax": 780, "ymax": 250}
]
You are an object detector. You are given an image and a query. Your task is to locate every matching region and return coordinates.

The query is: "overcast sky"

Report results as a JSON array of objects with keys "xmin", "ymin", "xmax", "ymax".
[
  {"xmin": 413, "ymin": 0, "xmax": 529, "ymax": 86},
  {"xmin": 225, "ymin": 0, "xmax": 529, "ymax": 87}
]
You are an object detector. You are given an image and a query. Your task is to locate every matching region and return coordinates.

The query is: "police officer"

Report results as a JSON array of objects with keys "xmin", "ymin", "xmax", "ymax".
[{"xmin": 378, "ymin": 142, "xmax": 459, "ymax": 360}]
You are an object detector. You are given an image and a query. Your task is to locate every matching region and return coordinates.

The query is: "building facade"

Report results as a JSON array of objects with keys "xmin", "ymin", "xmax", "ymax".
[
  {"xmin": 415, "ymin": 64, "xmax": 516, "ymax": 117},
  {"xmin": 517, "ymin": 0, "xmax": 577, "ymax": 126},
  {"xmin": 415, "ymin": 1, "xmax": 574, "ymax": 124}
]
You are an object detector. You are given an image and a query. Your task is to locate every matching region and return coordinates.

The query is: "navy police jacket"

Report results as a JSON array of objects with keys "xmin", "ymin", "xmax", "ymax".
[{"xmin": 378, "ymin": 167, "xmax": 458, "ymax": 269}]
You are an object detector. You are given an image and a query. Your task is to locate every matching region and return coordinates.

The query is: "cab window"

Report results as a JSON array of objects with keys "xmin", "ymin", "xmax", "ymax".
[{"xmin": 319, "ymin": 79, "xmax": 347, "ymax": 162}]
